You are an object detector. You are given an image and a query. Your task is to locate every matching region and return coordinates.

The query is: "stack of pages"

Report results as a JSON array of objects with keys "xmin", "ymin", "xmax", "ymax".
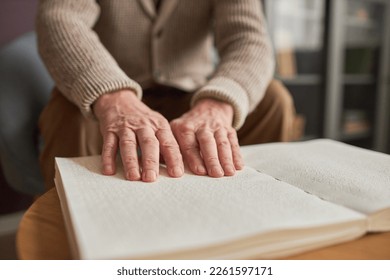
[{"xmin": 54, "ymin": 139, "xmax": 390, "ymax": 259}]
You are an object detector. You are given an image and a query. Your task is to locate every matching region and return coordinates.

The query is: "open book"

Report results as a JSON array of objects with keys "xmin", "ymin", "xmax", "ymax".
[{"xmin": 54, "ymin": 139, "xmax": 390, "ymax": 259}]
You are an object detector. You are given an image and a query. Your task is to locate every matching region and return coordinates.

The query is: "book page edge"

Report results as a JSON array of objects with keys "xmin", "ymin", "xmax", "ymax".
[{"xmin": 54, "ymin": 158, "xmax": 82, "ymax": 260}]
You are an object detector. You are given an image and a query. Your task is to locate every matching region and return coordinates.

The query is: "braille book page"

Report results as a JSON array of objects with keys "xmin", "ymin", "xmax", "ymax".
[
  {"xmin": 242, "ymin": 139, "xmax": 390, "ymax": 217},
  {"xmin": 55, "ymin": 155, "xmax": 365, "ymax": 260}
]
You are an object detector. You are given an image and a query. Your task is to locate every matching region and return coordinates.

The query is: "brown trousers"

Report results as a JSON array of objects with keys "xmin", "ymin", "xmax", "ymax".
[{"xmin": 39, "ymin": 80, "xmax": 296, "ymax": 190}]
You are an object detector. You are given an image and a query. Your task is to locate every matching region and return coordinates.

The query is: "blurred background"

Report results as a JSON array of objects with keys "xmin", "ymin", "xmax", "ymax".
[
  {"xmin": 0, "ymin": 0, "xmax": 389, "ymax": 259},
  {"xmin": 0, "ymin": 0, "xmax": 37, "ymax": 46},
  {"xmin": 0, "ymin": 0, "xmax": 39, "ymax": 260},
  {"xmin": 264, "ymin": 0, "xmax": 390, "ymax": 153}
]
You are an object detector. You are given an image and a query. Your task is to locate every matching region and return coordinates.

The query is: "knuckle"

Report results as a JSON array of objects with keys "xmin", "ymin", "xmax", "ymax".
[
  {"xmin": 123, "ymin": 157, "xmax": 138, "ymax": 166},
  {"xmin": 169, "ymin": 119, "xmax": 179, "ymax": 128},
  {"xmin": 156, "ymin": 130, "xmax": 175, "ymax": 143},
  {"xmin": 160, "ymin": 140, "xmax": 179, "ymax": 150},
  {"xmin": 102, "ymin": 154, "xmax": 113, "ymax": 161},
  {"xmin": 141, "ymin": 137, "xmax": 158, "ymax": 146},
  {"xmin": 217, "ymin": 140, "xmax": 230, "ymax": 148},
  {"xmin": 197, "ymin": 132, "xmax": 213, "ymax": 143},
  {"xmin": 163, "ymin": 146, "xmax": 180, "ymax": 155},
  {"xmin": 104, "ymin": 123, "xmax": 118, "ymax": 132},
  {"xmin": 174, "ymin": 122, "xmax": 193, "ymax": 133},
  {"xmin": 166, "ymin": 153, "xmax": 183, "ymax": 164},
  {"xmin": 118, "ymin": 129, "xmax": 134, "ymax": 139},
  {"xmin": 219, "ymin": 156, "xmax": 232, "ymax": 163},
  {"xmin": 157, "ymin": 118, "xmax": 170, "ymax": 129},
  {"xmin": 103, "ymin": 143, "xmax": 116, "ymax": 154},
  {"xmin": 231, "ymin": 143, "xmax": 240, "ymax": 150},
  {"xmin": 143, "ymin": 157, "xmax": 159, "ymax": 166},
  {"xmin": 228, "ymin": 129, "xmax": 237, "ymax": 140},
  {"xmin": 175, "ymin": 154, "xmax": 183, "ymax": 162},
  {"xmin": 102, "ymin": 154, "xmax": 114, "ymax": 164},
  {"xmin": 182, "ymin": 145, "xmax": 198, "ymax": 154},
  {"xmin": 119, "ymin": 138, "xmax": 137, "ymax": 147},
  {"xmin": 204, "ymin": 156, "xmax": 219, "ymax": 164}
]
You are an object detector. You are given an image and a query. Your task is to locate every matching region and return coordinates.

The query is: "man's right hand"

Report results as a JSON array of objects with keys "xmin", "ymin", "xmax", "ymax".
[{"xmin": 93, "ymin": 89, "xmax": 184, "ymax": 182}]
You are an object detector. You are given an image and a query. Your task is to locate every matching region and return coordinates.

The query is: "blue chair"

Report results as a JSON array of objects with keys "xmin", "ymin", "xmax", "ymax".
[{"xmin": 0, "ymin": 32, "xmax": 53, "ymax": 197}]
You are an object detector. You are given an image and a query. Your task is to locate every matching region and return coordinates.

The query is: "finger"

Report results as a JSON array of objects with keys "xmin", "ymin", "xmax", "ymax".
[
  {"xmin": 215, "ymin": 129, "xmax": 235, "ymax": 176},
  {"xmin": 196, "ymin": 129, "xmax": 224, "ymax": 178},
  {"xmin": 118, "ymin": 129, "xmax": 140, "ymax": 181},
  {"xmin": 101, "ymin": 132, "xmax": 118, "ymax": 175},
  {"xmin": 156, "ymin": 129, "xmax": 184, "ymax": 178},
  {"xmin": 136, "ymin": 127, "xmax": 160, "ymax": 182},
  {"xmin": 172, "ymin": 122, "xmax": 207, "ymax": 175},
  {"xmin": 228, "ymin": 129, "xmax": 244, "ymax": 170}
]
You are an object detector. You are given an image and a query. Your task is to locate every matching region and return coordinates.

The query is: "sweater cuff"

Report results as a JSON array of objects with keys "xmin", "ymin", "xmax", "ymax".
[
  {"xmin": 70, "ymin": 65, "xmax": 143, "ymax": 118},
  {"xmin": 191, "ymin": 77, "xmax": 249, "ymax": 129}
]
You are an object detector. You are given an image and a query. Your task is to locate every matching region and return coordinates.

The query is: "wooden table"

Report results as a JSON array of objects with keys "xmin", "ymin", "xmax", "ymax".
[{"xmin": 16, "ymin": 188, "xmax": 390, "ymax": 260}]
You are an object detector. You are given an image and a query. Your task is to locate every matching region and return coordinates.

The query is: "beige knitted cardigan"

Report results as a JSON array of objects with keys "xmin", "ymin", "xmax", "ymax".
[{"xmin": 36, "ymin": 0, "xmax": 274, "ymax": 129}]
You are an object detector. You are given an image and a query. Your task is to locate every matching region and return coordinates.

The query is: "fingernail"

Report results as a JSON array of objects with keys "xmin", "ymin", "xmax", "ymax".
[
  {"xmin": 196, "ymin": 165, "xmax": 207, "ymax": 175},
  {"xmin": 235, "ymin": 162, "xmax": 244, "ymax": 170},
  {"xmin": 103, "ymin": 164, "xmax": 114, "ymax": 175},
  {"xmin": 143, "ymin": 170, "xmax": 157, "ymax": 182},
  {"xmin": 171, "ymin": 167, "xmax": 184, "ymax": 177},
  {"xmin": 210, "ymin": 166, "xmax": 224, "ymax": 177},
  {"xmin": 224, "ymin": 165, "xmax": 235, "ymax": 176},
  {"xmin": 127, "ymin": 169, "xmax": 140, "ymax": 181}
]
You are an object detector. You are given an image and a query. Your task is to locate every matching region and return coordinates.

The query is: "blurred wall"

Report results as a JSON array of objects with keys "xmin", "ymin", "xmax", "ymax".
[
  {"xmin": 0, "ymin": 0, "xmax": 39, "ymax": 211},
  {"xmin": 0, "ymin": 0, "xmax": 38, "ymax": 46},
  {"xmin": 387, "ymin": 34, "xmax": 390, "ymax": 154}
]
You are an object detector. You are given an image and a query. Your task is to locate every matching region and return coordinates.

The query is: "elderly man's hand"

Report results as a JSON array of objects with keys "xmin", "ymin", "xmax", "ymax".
[
  {"xmin": 94, "ymin": 91, "xmax": 243, "ymax": 182},
  {"xmin": 170, "ymin": 99, "xmax": 244, "ymax": 177},
  {"xmin": 93, "ymin": 90, "xmax": 184, "ymax": 182}
]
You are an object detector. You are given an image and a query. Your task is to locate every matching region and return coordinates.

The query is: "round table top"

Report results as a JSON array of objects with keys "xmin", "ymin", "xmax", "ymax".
[{"xmin": 16, "ymin": 188, "xmax": 390, "ymax": 260}]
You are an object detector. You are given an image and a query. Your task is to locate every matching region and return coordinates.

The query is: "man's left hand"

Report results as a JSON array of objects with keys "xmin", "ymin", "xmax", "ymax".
[{"xmin": 170, "ymin": 99, "xmax": 244, "ymax": 177}]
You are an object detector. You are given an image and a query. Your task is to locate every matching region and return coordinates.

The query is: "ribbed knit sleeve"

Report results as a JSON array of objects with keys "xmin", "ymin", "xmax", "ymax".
[
  {"xmin": 36, "ymin": 0, "xmax": 142, "ymax": 117},
  {"xmin": 191, "ymin": 0, "xmax": 275, "ymax": 129}
]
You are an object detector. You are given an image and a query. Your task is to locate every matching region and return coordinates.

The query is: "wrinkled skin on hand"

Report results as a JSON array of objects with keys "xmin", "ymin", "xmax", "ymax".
[
  {"xmin": 171, "ymin": 98, "xmax": 243, "ymax": 177},
  {"xmin": 93, "ymin": 90, "xmax": 243, "ymax": 182}
]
